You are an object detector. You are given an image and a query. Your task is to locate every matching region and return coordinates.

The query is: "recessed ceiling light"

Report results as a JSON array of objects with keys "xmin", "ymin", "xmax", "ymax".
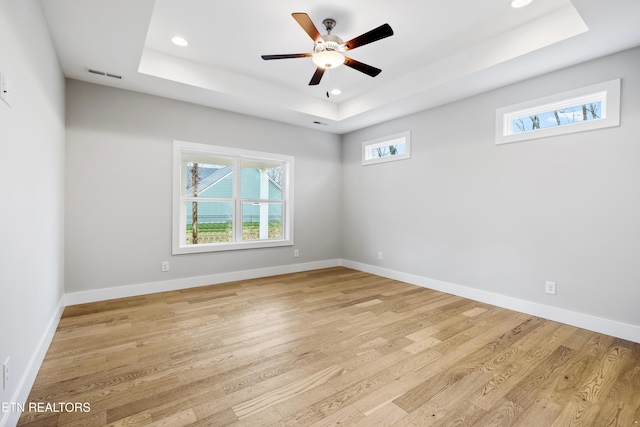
[
  {"xmin": 171, "ymin": 36, "xmax": 189, "ymax": 47},
  {"xmin": 511, "ymin": 0, "xmax": 533, "ymax": 8},
  {"xmin": 330, "ymin": 89, "xmax": 342, "ymax": 96}
]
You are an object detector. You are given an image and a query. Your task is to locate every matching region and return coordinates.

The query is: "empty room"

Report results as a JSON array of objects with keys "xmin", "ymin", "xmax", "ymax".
[{"xmin": 1, "ymin": 0, "xmax": 639, "ymax": 426}]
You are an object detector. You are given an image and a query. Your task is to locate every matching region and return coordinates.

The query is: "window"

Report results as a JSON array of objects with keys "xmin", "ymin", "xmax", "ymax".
[
  {"xmin": 362, "ymin": 131, "xmax": 411, "ymax": 165},
  {"xmin": 495, "ymin": 79, "xmax": 620, "ymax": 145},
  {"xmin": 173, "ymin": 140, "xmax": 293, "ymax": 254}
]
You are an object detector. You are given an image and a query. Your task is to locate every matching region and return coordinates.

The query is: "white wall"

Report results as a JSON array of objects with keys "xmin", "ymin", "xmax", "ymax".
[
  {"xmin": 341, "ymin": 47, "xmax": 640, "ymax": 338},
  {"xmin": 0, "ymin": 0, "xmax": 66, "ymax": 425},
  {"xmin": 65, "ymin": 80, "xmax": 342, "ymax": 296}
]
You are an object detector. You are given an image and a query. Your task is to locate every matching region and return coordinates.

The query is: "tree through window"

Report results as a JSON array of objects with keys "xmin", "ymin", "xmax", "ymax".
[
  {"xmin": 362, "ymin": 131, "xmax": 411, "ymax": 165},
  {"xmin": 173, "ymin": 141, "xmax": 294, "ymax": 254},
  {"xmin": 513, "ymin": 101, "xmax": 602, "ymax": 134}
]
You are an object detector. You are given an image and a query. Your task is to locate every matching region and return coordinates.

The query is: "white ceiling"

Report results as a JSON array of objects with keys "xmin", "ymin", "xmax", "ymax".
[{"xmin": 40, "ymin": 0, "xmax": 640, "ymax": 134}]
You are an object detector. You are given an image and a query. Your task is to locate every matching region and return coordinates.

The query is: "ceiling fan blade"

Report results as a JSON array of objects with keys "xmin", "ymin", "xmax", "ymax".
[
  {"xmin": 309, "ymin": 67, "xmax": 325, "ymax": 85},
  {"xmin": 343, "ymin": 23, "xmax": 394, "ymax": 51},
  {"xmin": 292, "ymin": 13, "xmax": 323, "ymax": 43},
  {"xmin": 343, "ymin": 57, "xmax": 382, "ymax": 77},
  {"xmin": 261, "ymin": 53, "xmax": 312, "ymax": 60}
]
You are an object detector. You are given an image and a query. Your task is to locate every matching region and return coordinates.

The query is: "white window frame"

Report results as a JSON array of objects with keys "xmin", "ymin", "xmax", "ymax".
[
  {"xmin": 495, "ymin": 79, "xmax": 621, "ymax": 145},
  {"xmin": 172, "ymin": 140, "xmax": 294, "ymax": 254},
  {"xmin": 362, "ymin": 131, "xmax": 411, "ymax": 165}
]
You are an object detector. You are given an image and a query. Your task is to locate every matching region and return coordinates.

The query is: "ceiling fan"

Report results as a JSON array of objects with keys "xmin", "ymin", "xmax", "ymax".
[{"xmin": 261, "ymin": 13, "xmax": 394, "ymax": 86}]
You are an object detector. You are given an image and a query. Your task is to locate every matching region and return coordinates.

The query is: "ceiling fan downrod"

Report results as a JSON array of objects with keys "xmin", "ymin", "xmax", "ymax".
[{"xmin": 322, "ymin": 18, "xmax": 336, "ymax": 34}]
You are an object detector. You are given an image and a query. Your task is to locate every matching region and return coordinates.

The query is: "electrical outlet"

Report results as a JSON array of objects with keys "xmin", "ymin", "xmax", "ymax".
[
  {"xmin": 3, "ymin": 358, "xmax": 9, "ymax": 390},
  {"xmin": 161, "ymin": 261, "xmax": 170, "ymax": 272},
  {"xmin": 545, "ymin": 281, "xmax": 556, "ymax": 295},
  {"xmin": 294, "ymin": 249, "xmax": 299, "ymax": 258},
  {"xmin": 378, "ymin": 252, "xmax": 383, "ymax": 260}
]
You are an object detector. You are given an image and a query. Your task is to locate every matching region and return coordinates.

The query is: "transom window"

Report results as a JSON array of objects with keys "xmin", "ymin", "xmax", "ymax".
[
  {"xmin": 362, "ymin": 131, "xmax": 411, "ymax": 165},
  {"xmin": 495, "ymin": 79, "xmax": 620, "ymax": 145},
  {"xmin": 173, "ymin": 140, "xmax": 293, "ymax": 254}
]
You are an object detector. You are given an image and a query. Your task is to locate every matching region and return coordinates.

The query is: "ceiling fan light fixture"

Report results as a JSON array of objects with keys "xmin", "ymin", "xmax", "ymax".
[{"xmin": 312, "ymin": 51, "xmax": 345, "ymax": 69}]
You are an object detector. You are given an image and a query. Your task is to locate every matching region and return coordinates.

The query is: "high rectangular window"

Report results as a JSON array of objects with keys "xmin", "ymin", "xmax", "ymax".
[
  {"xmin": 362, "ymin": 131, "xmax": 411, "ymax": 165},
  {"xmin": 495, "ymin": 79, "xmax": 620, "ymax": 145},
  {"xmin": 173, "ymin": 140, "xmax": 293, "ymax": 254}
]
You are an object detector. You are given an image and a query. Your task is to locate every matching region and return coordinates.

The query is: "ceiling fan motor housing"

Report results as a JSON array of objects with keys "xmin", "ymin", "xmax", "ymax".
[{"xmin": 314, "ymin": 34, "xmax": 345, "ymax": 54}]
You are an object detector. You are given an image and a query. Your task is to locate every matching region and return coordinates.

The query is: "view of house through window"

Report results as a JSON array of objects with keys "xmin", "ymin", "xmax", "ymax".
[{"xmin": 173, "ymin": 141, "xmax": 293, "ymax": 254}]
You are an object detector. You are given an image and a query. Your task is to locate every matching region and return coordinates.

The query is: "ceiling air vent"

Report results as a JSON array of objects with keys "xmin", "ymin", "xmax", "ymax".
[{"xmin": 86, "ymin": 68, "xmax": 122, "ymax": 79}]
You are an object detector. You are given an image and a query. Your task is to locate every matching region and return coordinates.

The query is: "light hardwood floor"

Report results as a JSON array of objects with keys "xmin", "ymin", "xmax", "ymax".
[{"xmin": 18, "ymin": 267, "xmax": 640, "ymax": 426}]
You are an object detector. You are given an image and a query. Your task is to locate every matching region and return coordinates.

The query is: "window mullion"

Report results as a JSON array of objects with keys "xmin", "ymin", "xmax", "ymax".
[
  {"xmin": 181, "ymin": 197, "xmax": 233, "ymax": 203},
  {"xmin": 233, "ymin": 157, "xmax": 242, "ymax": 242}
]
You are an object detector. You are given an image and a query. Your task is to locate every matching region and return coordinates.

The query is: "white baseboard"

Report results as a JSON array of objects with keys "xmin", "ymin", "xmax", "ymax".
[
  {"xmin": 65, "ymin": 259, "xmax": 341, "ymax": 306},
  {"xmin": 340, "ymin": 259, "xmax": 640, "ymax": 344},
  {"xmin": 65, "ymin": 258, "xmax": 640, "ymax": 342},
  {"xmin": 1, "ymin": 296, "xmax": 65, "ymax": 427}
]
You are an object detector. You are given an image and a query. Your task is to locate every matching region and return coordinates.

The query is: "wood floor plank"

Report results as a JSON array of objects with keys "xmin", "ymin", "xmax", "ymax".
[
  {"xmin": 351, "ymin": 402, "xmax": 406, "ymax": 427},
  {"xmin": 594, "ymin": 343, "xmax": 640, "ymax": 426},
  {"xmin": 16, "ymin": 267, "xmax": 640, "ymax": 427},
  {"xmin": 471, "ymin": 323, "xmax": 578, "ymax": 412},
  {"xmin": 231, "ymin": 365, "xmax": 343, "ymax": 419},
  {"xmin": 551, "ymin": 344, "xmax": 633, "ymax": 426}
]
